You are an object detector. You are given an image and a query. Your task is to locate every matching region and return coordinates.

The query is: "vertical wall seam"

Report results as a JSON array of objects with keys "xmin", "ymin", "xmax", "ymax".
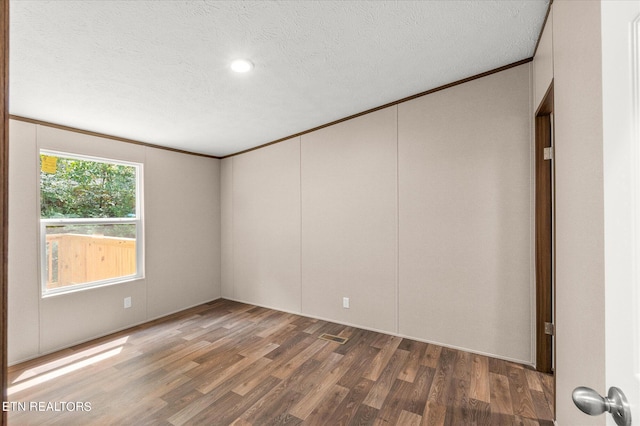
[
  {"xmin": 218, "ymin": 159, "xmax": 223, "ymax": 299},
  {"xmin": 144, "ymin": 147, "xmax": 149, "ymax": 323},
  {"xmin": 36, "ymin": 125, "xmax": 42, "ymax": 357},
  {"xmin": 395, "ymin": 105, "xmax": 400, "ymax": 335},
  {"xmin": 529, "ymin": 64, "xmax": 536, "ymax": 366},
  {"xmin": 231, "ymin": 157, "xmax": 235, "ymax": 300},
  {"xmin": 299, "ymin": 136, "xmax": 303, "ymax": 313},
  {"xmin": 631, "ymin": 11, "xmax": 640, "ymax": 389}
]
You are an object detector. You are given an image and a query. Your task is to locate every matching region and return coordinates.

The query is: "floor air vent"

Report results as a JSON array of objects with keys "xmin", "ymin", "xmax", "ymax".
[{"xmin": 318, "ymin": 333, "xmax": 348, "ymax": 344}]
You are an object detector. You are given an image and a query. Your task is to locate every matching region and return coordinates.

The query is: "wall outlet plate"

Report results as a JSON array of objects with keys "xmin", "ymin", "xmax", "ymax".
[
  {"xmin": 124, "ymin": 297, "xmax": 132, "ymax": 309},
  {"xmin": 343, "ymin": 297, "xmax": 350, "ymax": 309}
]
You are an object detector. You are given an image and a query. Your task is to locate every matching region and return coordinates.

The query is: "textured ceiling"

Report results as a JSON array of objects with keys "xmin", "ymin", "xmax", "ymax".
[{"xmin": 10, "ymin": 1, "xmax": 549, "ymax": 157}]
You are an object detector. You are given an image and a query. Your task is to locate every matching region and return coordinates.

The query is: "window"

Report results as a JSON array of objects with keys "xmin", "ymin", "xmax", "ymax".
[{"xmin": 39, "ymin": 150, "xmax": 143, "ymax": 296}]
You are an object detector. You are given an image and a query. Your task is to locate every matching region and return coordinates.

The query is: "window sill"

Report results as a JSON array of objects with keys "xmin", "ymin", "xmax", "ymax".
[{"xmin": 41, "ymin": 275, "xmax": 145, "ymax": 299}]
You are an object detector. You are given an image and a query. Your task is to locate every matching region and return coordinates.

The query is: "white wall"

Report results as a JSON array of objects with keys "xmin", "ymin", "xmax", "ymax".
[
  {"xmin": 553, "ymin": 2, "xmax": 606, "ymax": 424},
  {"xmin": 398, "ymin": 64, "xmax": 533, "ymax": 362},
  {"xmin": 222, "ymin": 63, "xmax": 534, "ymax": 364},
  {"xmin": 8, "ymin": 120, "xmax": 221, "ymax": 364},
  {"xmin": 145, "ymin": 147, "xmax": 221, "ymax": 319},
  {"xmin": 231, "ymin": 137, "xmax": 301, "ymax": 312},
  {"xmin": 532, "ymin": 1, "xmax": 607, "ymax": 424},
  {"xmin": 220, "ymin": 157, "xmax": 233, "ymax": 299},
  {"xmin": 8, "ymin": 121, "xmax": 40, "ymax": 362},
  {"xmin": 301, "ymin": 107, "xmax": 398, "ymax": 333},
  {"xmin": 533, "ymin": 8, "xmax": 553, "ymax": 111}
]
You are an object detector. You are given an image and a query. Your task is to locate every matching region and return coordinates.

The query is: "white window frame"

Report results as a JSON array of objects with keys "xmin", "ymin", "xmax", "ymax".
[{"xmin": 39, "ymin": 150, "xmax": 144, "ymax": 297}]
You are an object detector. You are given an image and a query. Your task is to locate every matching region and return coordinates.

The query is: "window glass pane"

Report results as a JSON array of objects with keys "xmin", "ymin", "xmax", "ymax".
[
  {"xmin": 40, "ymin": 154, "xmax": 137, "ymax": 219},
  {"xmin": 44, "ymin": 224, "xmax": 137, "ymax": 291}
]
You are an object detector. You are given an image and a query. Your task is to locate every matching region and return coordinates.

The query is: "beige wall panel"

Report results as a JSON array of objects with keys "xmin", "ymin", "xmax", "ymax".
[
  {"xmin": 145, "ymin": 148, "xmax": 221, "ymax": 318},
  {"xmin": 232, "ymin": 138, "xmax": 301, "ymax": 312},
  {"xmin": 552, "ymin": 1, "xmax": 605, "ymax": 424},
  {"xmin": 301, "ymin": 107, "xmax": 397, "ymax": 333},
  {"xmin": 8, "ymin": 120, "xmax": 221, "ymax": 362},
  {"xmin": 398, "ymin": 64, "xmax": 533, "ymax": 363},
  {"xmin": 8, "ymin": 120, "xmax": 40, "ymax": 363},
  {"xmin": 32, "ymin": 123, "xmax": 149, "ymax": 358},
  {"xmin": 533, "ymin": 8, "xmax": 553, "ymax": 111},
  {"xmin": 220, "ymin": 158, "xmax": 234, "ymax": 298},
  {"xmin": 40, "ymin": 281, "xmax": 147, "ymax": 353}
]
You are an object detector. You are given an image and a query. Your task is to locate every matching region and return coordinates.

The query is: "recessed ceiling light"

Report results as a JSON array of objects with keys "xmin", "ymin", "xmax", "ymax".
[{"xmin": 230, "ymin": 59, "xmax": 254, "ymax": 73}]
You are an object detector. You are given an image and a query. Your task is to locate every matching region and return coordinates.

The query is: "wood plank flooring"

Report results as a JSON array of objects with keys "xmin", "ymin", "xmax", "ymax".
[{"xmin": 7, "ymin": 299, "xmax": 554, "ymax": 425}]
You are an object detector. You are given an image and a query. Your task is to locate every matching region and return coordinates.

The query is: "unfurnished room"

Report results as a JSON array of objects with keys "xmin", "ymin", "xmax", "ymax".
[{"xmin": 0, "ymin": 1, "xmax": 638, "ymax": 425}]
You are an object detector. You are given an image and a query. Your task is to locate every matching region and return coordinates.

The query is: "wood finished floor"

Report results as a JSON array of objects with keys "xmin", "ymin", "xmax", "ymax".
[{"xmin": 7, "ymin": 299, "xmax": 555, "ymax": 425}]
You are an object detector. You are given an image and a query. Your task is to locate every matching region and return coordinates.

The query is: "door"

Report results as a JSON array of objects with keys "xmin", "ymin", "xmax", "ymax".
[
  {"xmin": 601, "ymin": 0, "xmax": 640, "ymax": 424},
  {"xmin": 535, "ymin": 86, "xmax": 554, "ymax": 375}
]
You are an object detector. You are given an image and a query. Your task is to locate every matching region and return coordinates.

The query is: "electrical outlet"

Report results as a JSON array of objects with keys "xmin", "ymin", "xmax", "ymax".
[
  {"xmin": 343, "ymin": 297, "xmax": 350, "ymax": 309},
  {"xmin": 124, "ymin": 296, "xmax": 132, "ymax": 309}
]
